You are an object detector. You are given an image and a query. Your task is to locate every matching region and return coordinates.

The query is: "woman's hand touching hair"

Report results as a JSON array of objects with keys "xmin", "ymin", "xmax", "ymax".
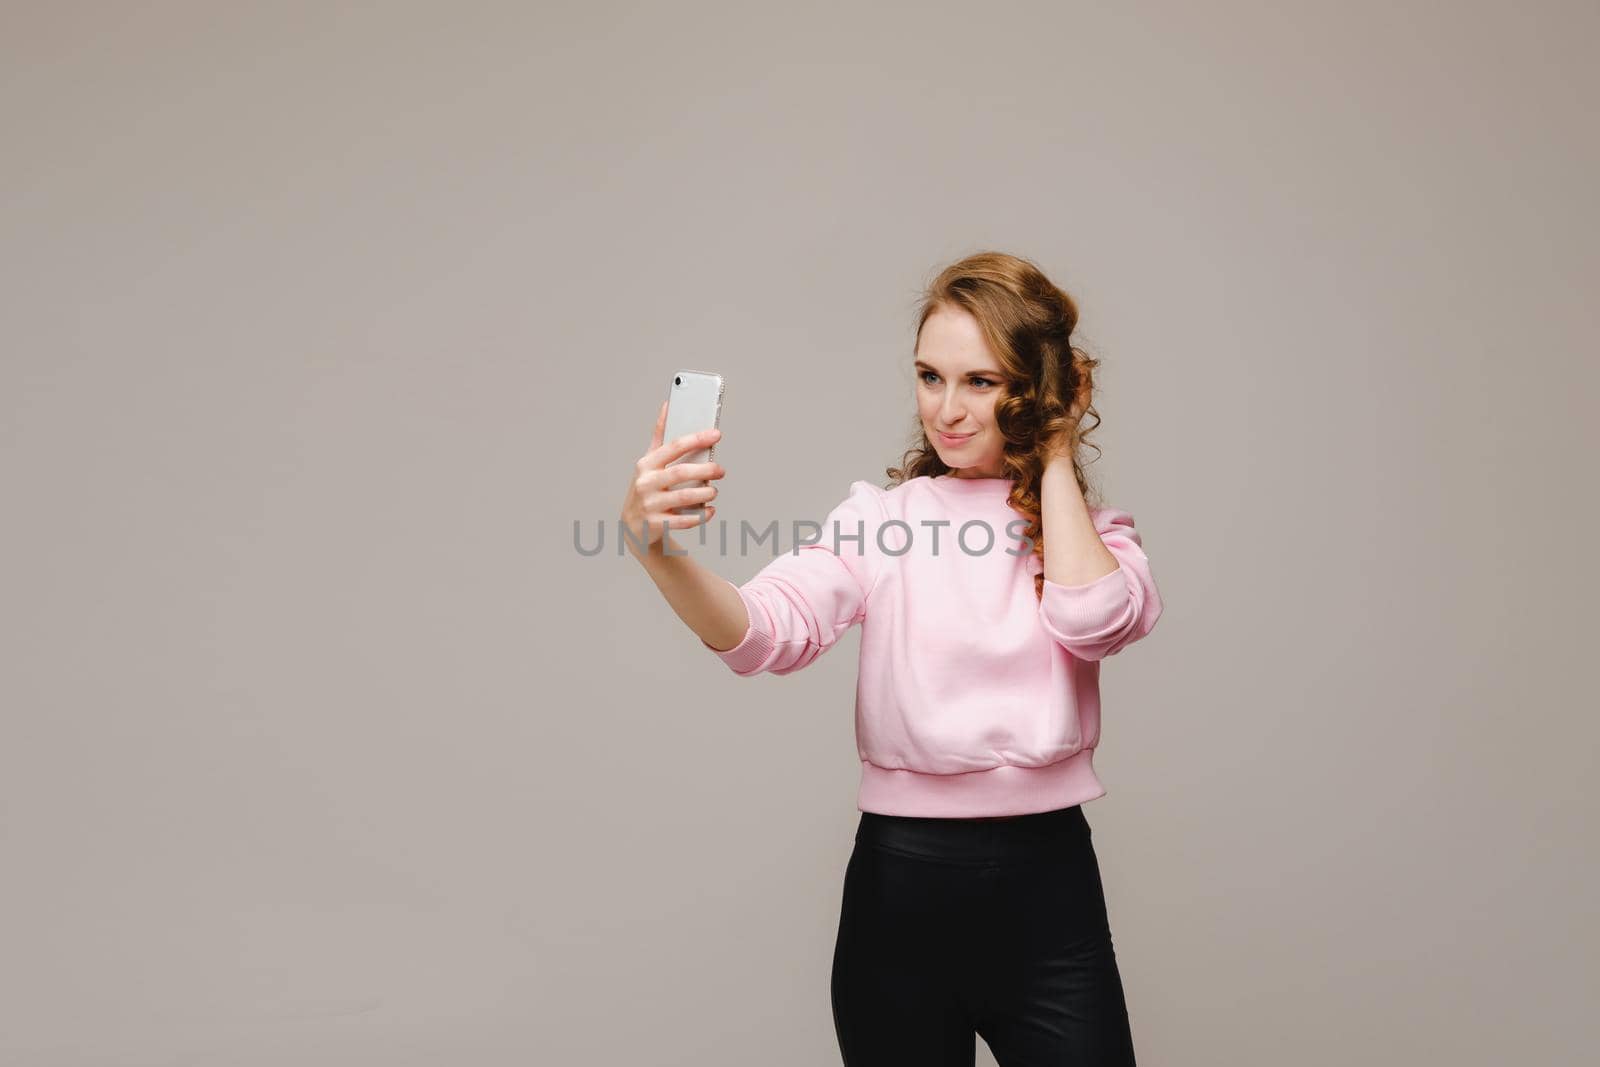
[{"xmin": 1042, "ymin": 352, "xmax": 1095, "ymax": 467}]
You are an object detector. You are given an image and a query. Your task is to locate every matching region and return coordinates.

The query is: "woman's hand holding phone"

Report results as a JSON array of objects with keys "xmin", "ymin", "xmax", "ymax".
[{"xmin": 621, "ymin": 399, "xmax": 726, "ymax": 555}]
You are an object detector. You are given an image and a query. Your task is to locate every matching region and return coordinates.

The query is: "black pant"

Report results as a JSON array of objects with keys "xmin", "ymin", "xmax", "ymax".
[{"xmin": 830, "ymin": 804, "xmax": 1137, "ymax": 1066}]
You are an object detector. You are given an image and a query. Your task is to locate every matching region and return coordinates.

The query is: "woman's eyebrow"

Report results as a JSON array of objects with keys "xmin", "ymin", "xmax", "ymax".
[{"xmin": 914, "ymin": 359, "xmax": 1004, "ymax": 378}]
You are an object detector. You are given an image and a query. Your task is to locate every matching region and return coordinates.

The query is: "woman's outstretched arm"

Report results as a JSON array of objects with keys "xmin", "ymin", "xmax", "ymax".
[
  {"xmin": 621, "ymin": 399, "xmax": 745, "ymax": 650},
  {"xmin": 632, "ymin": 536, "xmax": 749, "ymax": 652}
]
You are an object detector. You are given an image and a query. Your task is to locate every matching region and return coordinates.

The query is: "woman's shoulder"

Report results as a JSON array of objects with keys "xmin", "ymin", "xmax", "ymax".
[
  {"xmin": 841, "ymin": 477, "xmax": 932, "ymax": 519},
  {"xmin": 847, "ymin": 476, "xmax": 929, "ymax": 499},
  {"xmin": 838, "ymin": 479, "xmax": 891, "ymax": 521}
]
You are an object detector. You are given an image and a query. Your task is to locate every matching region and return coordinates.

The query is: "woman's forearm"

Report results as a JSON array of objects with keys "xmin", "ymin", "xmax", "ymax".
[
  {"xmin": 631, "ymin": 530, "xmax": 750, "ymax": 651},
  {"xmin": 1040, "ymin": 456, "xmax": 1119, "ymax": 585}
]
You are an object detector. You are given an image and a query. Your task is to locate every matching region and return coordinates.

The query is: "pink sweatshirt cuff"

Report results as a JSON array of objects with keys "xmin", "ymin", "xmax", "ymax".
[
  {"xmin": 1039, "ymin": 565, "xmax": 1132, "ymax": 637},
  {"xmin": 701, "ymin": 580, "xmax": 776, "ymax": 675}
]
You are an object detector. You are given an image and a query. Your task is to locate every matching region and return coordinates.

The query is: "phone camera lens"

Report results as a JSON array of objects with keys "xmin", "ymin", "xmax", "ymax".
[{"xmin": 674, "ymin": 376, "xmax": 682, "ymax": 386}]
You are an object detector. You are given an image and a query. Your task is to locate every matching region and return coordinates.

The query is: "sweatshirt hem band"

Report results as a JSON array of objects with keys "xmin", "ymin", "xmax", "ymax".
[{"xmin": 856, "ymin": 747, "xmax": 1105, "ymax": 818}]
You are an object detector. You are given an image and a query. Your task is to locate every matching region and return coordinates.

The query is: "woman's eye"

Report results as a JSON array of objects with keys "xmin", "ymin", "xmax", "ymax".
[{"xmin": 921, "ymin": 371, "xmax": 996, "ymax": 388}]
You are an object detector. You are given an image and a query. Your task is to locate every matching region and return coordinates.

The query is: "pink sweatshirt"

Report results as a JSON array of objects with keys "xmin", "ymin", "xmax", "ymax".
[{"xmin": 702, "ymin": 474, "xmax": 1164, "ymax": 818}]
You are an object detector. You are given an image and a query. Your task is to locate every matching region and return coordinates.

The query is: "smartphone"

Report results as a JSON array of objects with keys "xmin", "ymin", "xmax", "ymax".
[{"xmin": 661, "ymin": 369, "xmax": 725, "ymax": 520}]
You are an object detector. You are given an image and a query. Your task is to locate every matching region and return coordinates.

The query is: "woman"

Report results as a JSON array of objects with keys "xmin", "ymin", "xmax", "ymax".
[{"xmin": 620, "ymin": 251, "xmax": 1164, "ymax": 1066}]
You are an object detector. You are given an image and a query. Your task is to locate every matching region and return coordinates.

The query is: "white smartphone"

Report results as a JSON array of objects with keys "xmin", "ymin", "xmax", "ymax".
[{"xmin": 661, "ymin": 369, "xmax": 725, "ymax": 520}]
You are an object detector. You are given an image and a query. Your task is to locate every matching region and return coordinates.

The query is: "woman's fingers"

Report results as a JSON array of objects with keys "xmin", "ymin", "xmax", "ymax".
[
  {"xmin": 649, "ymin": 399, "xmax": 667, "ymax": 451},
  {"xmin": 664, "ymin": 483, "xmax": 719, "ymax": 506},
  {"xmin": 651, "ymin": 460, "xmax": 724, "ymax": 491},
  {"xmin": 647, "ymin": 426, "xmax": 721, "ymax": 470},
  {"xmin": 669, "ymin": 460, "xmax": 725, "ymax": 481},
  {"xmin": 626, "ymin": 409, "xmax": 722, "ymax": 546},
  {"xmin": 661, "ymin": 504, "xmax": 714, "ymax": 528}
]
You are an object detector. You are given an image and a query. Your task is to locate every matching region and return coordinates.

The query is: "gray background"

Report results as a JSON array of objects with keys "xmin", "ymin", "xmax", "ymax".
[{"xmin": 3, "ymin": 1, "xmax": 1596, "ymax": 1064}]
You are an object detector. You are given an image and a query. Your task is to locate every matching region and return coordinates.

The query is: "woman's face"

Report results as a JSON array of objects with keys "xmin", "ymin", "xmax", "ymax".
[{"xmin": 914, "ymin": 306, "xmax": 1008, "ymax": 478}]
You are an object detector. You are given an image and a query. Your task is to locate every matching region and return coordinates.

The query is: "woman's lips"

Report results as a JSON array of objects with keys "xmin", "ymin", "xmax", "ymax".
[{"xmin": 937, "ymin": 431, "xmax": 975, "ymax": 446}]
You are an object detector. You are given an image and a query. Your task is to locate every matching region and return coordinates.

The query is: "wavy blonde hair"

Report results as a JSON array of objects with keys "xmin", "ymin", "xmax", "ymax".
[{"xmin": 885, "ymin": 251, "xmax": 1105, "ymax": 601}]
